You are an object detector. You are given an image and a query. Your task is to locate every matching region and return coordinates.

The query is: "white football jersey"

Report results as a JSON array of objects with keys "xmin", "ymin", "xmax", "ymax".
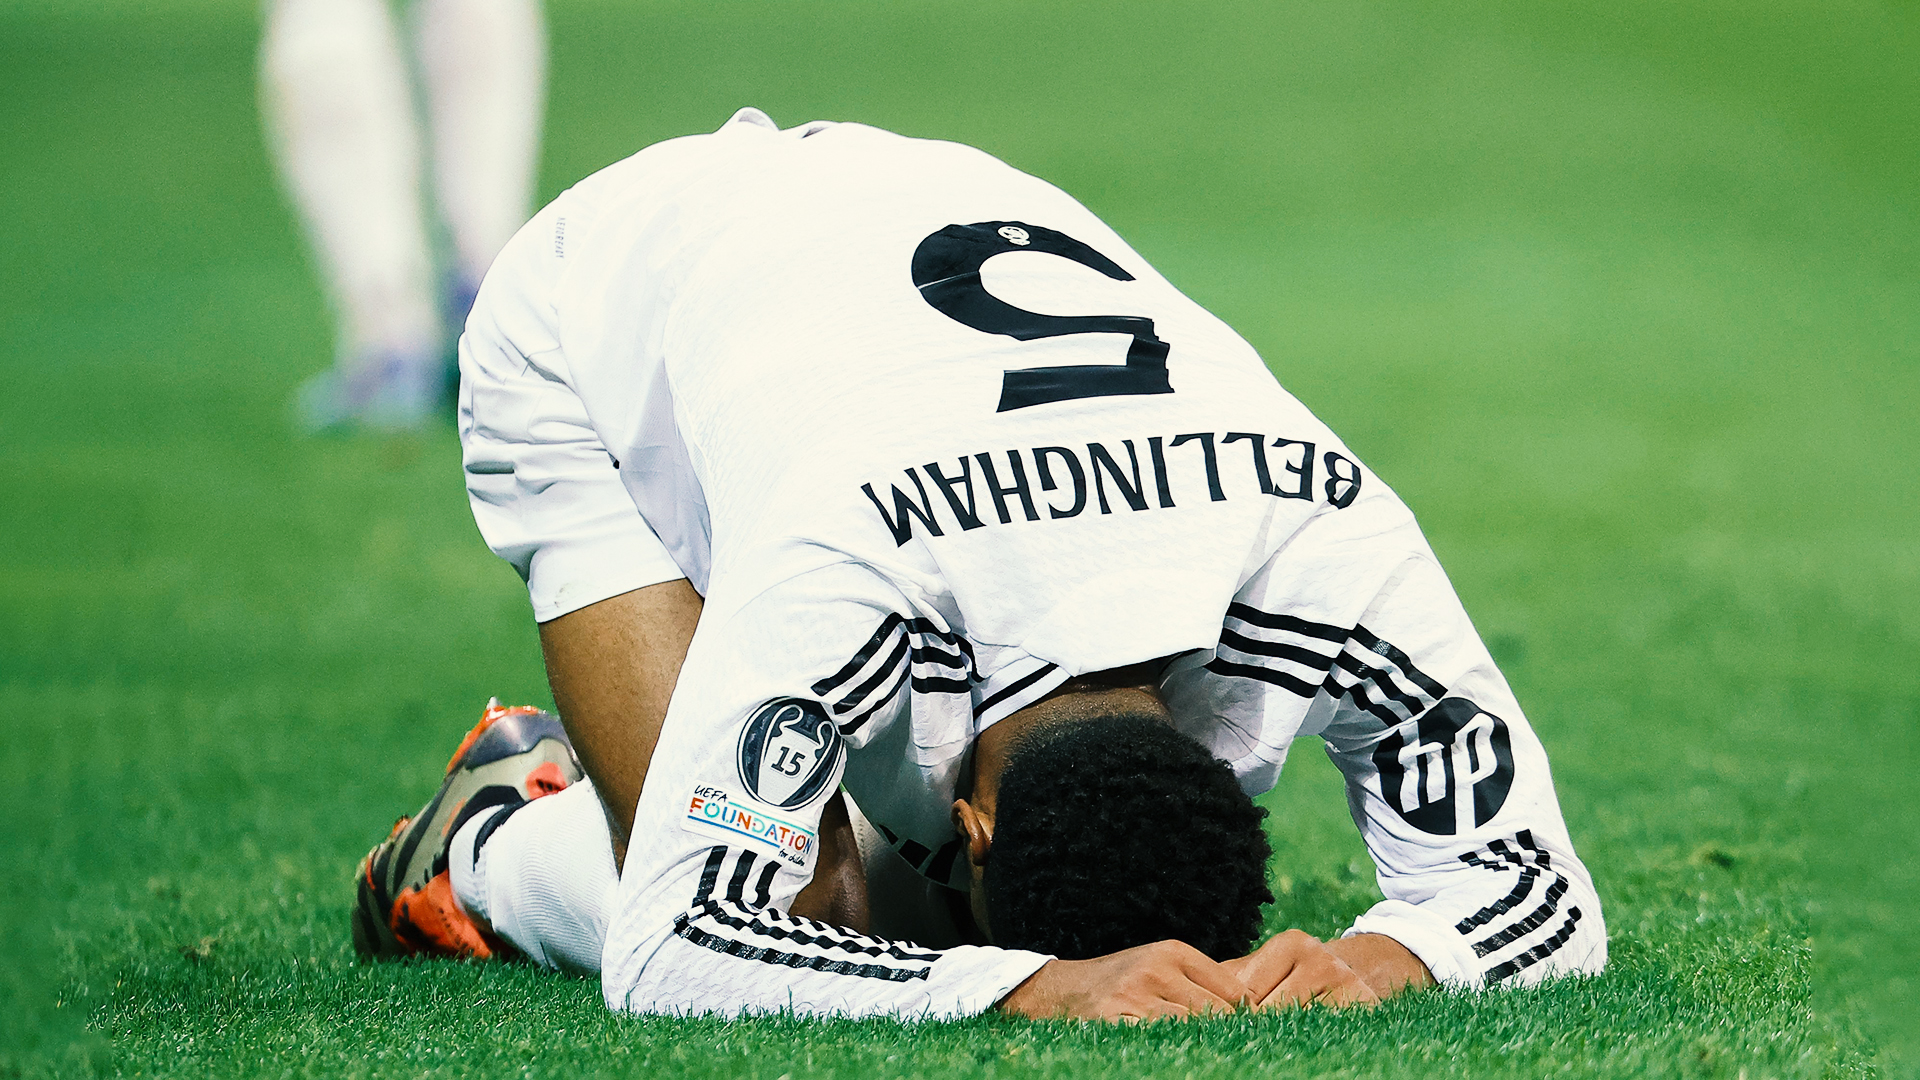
[{"xmin": 460, "ymin": 108, "xmax": 1606, "ymax": 1018}]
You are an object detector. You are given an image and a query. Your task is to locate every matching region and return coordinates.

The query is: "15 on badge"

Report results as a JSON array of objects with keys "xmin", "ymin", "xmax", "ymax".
[{"xmin": 737, "ymin": 698, "xmax": 843, "ymax": 810}]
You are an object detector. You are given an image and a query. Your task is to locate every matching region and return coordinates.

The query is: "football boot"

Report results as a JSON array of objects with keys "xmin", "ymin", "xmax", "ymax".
[
  {"xmin": 296, "ymin": 347, "xmax": 443, "ymax": 433},
  {"xmin": 353, "ymin": 699, "xmax": 581, "ymax": 960}
]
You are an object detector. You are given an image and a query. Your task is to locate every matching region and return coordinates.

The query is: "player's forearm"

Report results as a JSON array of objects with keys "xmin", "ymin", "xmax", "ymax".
[
  {"xmin": 1324, "ymin": 933, "xmax": 1435, "ymax": 1000},
  {"xmin": 618, "ymin": 911, "xmax": 1050, "ymax": 1020}
]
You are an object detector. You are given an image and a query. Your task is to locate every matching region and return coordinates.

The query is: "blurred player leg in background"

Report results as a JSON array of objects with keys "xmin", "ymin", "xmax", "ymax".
[
  {"xmin": 261, "ymin": 0, "xmax": 443, "ymax": 429},
  {"xmin": 416, "ymin": 0, "xmax": 546, "ymax": 335},
  {"xmin": 259, "ymin": 0, "xmax": 545, "ymax": 431}
]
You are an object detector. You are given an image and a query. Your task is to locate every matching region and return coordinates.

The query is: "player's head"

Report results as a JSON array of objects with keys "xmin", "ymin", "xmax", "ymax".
[{"xmin": 952, "ymin": 700, "xmax": 1273, "ymax": 961}]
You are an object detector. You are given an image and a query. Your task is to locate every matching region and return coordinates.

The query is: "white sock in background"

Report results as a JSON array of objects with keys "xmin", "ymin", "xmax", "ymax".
[
  {"xmin": 414, "ymin": 0, "xmax": 547, "ymax": 297},
  {"xmin": 260, "ymin": 0, "xmax": 444, "ymax": 421},
  {"xmin": 450, "ymin": 778, "xmax": 616, "ymax": 974}
]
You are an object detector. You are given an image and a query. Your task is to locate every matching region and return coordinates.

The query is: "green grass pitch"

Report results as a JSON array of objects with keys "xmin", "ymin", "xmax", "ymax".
[{"xmin": 2, "ymin": 0, "xmax": 1915, "ymax": 1075}]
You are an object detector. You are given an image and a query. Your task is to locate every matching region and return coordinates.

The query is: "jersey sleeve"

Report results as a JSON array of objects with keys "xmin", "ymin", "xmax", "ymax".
[
  {"xmin": 600, "ymin": 565, "xmax": 1052, "ymax": 1018},
  {"xmin": 1303, "ymin": 553, "xmax": 1607, "ymax": 988},
  {"xmin": 457, "ymin": 200, "xmax": 685, "ymax": 621},
  {"xmin": 1167, "ymin": 495, "xmax": 1607, "ymax": 989}
]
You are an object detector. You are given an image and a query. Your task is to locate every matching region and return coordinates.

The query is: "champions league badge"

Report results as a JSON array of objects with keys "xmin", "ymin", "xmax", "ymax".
[{"xmin": 736, "ymin": 698, "xmax": 843, "ymax": 810}]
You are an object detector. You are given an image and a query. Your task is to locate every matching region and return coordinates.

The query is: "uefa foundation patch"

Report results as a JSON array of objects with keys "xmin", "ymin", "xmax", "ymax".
[{"xmin": 684, "ymin": 786, "xmax": 818, "ymax": 868}]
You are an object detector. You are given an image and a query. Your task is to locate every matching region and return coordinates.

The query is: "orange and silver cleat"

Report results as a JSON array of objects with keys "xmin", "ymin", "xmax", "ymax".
[{"xmin": 352, "ymin": 699, "xmax": 580, "ymax": 960}]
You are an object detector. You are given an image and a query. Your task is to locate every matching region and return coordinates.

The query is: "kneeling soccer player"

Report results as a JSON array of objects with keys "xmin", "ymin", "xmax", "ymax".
[{"xmin": 354, "ymin": 108, "xmax": 1606, "ymax": 1021}]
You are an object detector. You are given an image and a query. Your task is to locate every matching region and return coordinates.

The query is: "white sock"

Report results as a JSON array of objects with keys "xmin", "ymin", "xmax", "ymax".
[
  {"xmin": 449, "ymin": 778, "xmax": 616, "ymax": 974},
  {"xmin": 413, "ymin": 0, "xmax": 546, "ymax": 292},
  {"xmin": 260, "ymin": 0, "xmax": 442, "ymax": 368}
]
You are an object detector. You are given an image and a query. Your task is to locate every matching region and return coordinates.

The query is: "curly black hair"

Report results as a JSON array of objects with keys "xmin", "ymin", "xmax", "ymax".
[{"xmin": 984, "ymin": 712, "xmax": 1273, "ymax": 961}]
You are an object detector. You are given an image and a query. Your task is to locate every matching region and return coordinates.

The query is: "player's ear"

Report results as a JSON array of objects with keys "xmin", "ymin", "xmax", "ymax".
[{"xmin": 950, "ymin": 798, "xmax": 993, "ymax": 867}]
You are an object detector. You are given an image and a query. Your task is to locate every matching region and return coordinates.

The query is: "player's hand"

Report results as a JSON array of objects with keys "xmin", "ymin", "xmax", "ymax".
[
  {"xmin": 1222, "ymin": 929, "xmax": 1381, "ymax": 1011},
  {"xmin": 996, "ymin": 940, "xmax": 1254, "ymax": 1022}
]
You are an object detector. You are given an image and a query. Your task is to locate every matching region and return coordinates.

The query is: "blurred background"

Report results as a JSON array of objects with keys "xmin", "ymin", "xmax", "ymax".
[{"xmin": 2, "ymin": 0, "xmax": 1914, "ymax": 1073}]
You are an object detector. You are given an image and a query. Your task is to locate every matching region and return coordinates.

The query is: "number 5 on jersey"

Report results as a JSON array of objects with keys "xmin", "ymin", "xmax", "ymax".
[{"xmin": 911, "ymin": 221, "xmax": 1174, "ymax": 412}]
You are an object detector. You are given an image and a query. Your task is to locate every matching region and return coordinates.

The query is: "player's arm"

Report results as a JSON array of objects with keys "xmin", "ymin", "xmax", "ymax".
[
  {"xmin": 602, "ymin": 577, "xmax": 1254, "ymax": 1020},
  {"xmin": 1314, "ymin": 552, "xmax": 1608, "ymax": 989},
  {"xmin": 1192, "ymin": 483, "xmax": 1605, "ymax": 997},
  {"xmin": 600, "ymin": 586, "xmax": 1044, "ymax": 1019},
  {"xmin": 1324, "ymin": 931, "xmax": 1434, "ymax": 997}
]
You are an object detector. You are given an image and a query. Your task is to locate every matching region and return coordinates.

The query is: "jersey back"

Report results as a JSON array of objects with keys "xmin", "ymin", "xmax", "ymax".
[{"xmin": 554, "ymin": 115, "xmax": 1369, "ymax": 681}]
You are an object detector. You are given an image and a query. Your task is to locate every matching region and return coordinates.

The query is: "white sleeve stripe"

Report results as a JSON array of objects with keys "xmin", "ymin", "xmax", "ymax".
[
  {"xmin": 724, "ymin": 848, "xmax": 779, "ymax": 908},
  {"xmin": 751, "ymin": 861, "xmax": 776, "ymax": 908},
  {"xmin": 680, "ymin": 847, "xmax": 949, "ymax": 973},
  {"xmin": 714, "ymin": 901, "xmax": 945, "ymax": 963},
  {"xmin": 1454, "ymin": 866, "xmax": 1542, "ymax": 934},
  {"xmin": 838, "ymin": 666, "xmax": 910, "ymax": 735},
  {"xmin": 1453, "ymin": 832, "xmax": 1582, "ymax": 976},
  {"xmin": 812, "ymin": 613, "xmax": 978, "ymax": 696},
  {"xmin": 1323, "ymin": 663, "xmax": 1429, "ymax": 726},
  {"xmin": 763, "ymin": 906, "xmax": 948, "ymax": 962},
  {"xmin": 974, "ymin": 665, "xmax": 1065, "ymax": 726},
  {"xmin": 1332, "ymin": 648, "xmax": 1436, "ymax": 716},
  {"xmin": 1223, "ymin": 602, "xmax": 1347, "ymax": 642},
  {"xmin": 812, "ymin": 614, "xmax": 975, "ymax": 733},
  {"xmin": 905, "ymin": 624, "xmax": 972, "ymax": 693},
  {"xmin": 1206, "ymin": 657, "xmax": 1319, "ymax": 697},
  {"xmin": 1492, "ymin": 835, "xmax": 1551, "ymax": 869},
  {"xmin": 901, "ymin": 616, "xmax": 974, "ymax": 661},
  {"xmin": 689, "ymin": 899, "xmax": 943, "ymax": 965},
  {"xmin": 1472, "ymin": 876, "xmax": 1570, "ymax": 958},
  {"xmin": 832, "ymin": 631, "xmax": 912, "ymax": 715},
  {"xmin": 1347, "ymin": 625, "xmax": 1449, "ymax": 699},
  {"xmin": 692, "ymin": 845, "xmax": 728, "ymax": 906},
  {"xmin": 910, "ymin": 640, "xmax": 969, "ymax": 670},
  {"xmin": 1210, "ymin": 605, "xmax": 1446, "ymax": 726},
  {"xmin": 974, "ymin": 659, "xmax": 1067, "ymax": 725},
  {"xmin": 1459, "ymin": 832, "xmax": 1553, "ymax": 874},
  {"xmin": 1218, "ymin": 627, "xmax": 1340, "ymax": 673},
  {"xmin": 1483, "ymin": 907, "xmax": 1584, "ymax": 984},
  {"xmin": 812, "ymin": 613, "xmax": 911, "ymax": 698},
  {"xmin": 672, "ymin": 917, "xmax": 934, "ymax": 983}
]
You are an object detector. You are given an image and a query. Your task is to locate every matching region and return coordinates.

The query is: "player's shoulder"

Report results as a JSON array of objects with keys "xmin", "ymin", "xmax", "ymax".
[{"xmin": 558, "ymin": 109, "xmax": 1038, "ymax": 217}]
